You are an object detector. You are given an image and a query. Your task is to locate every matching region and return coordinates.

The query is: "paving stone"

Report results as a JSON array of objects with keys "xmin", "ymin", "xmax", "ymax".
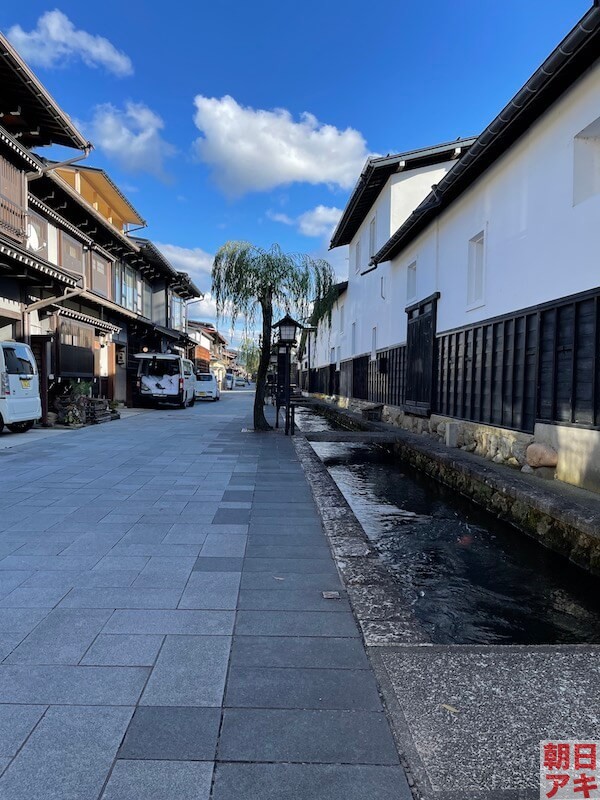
[
  {"xmin": 225, "ymin": 666, "xmax": 382, "ymax": 710},
  {"xmin": 212, "ymin": 509, "xmax": 250, "ymax": 524},
  {"xmin": 230, "ymin": 636, "xmax": 370, "ymax": 669},
  {"xmin": 0, "ymin": 705, "xmax": 46, "ymax": 756},
  {"xmin": 109, "ymin": 544, "xmax": 201, "ymax": 558},
  {"xmin": 118, "ymin": 706, "xmax": 221, "ymax": 760},
  {"xmin": 0, "ymin": 705, "xmax": 133, "ymax": 800},
  {"xmin": 237, "ymin": 588, "xmax": 350, "ymax": 612},
  {"xmin": 193, "ymin": 557, "xmax": 244, "ymax": 572},
  {"xmin": 0, "ymin": 665, "xmax": 148, "ymax": 704},
  {"xmin": 0, "ymin": 633, "xmax": 27, "ymax": 660},
  {"xmin": 0, "ymin": 573, "xmax": 32, "ymax": 595},
  {"xmin": 104, "ymin": 609, "xmax": 235, "ymax": 635},
  {"xmin": 247, "ymin": 534, "xmax": 325, "ymax": 548},
  {"xmin": 218, "ymin": 708, "xmax": 399, "ymax": 764},
  {"xmin": 0, "ymin": 588, "xmax": 69, "ymax": 608},
  {"xmin": 240, "ymin": 572, "xmax": 342, "ymax": 592},
  {"xmin": 243, "ymin": 557, "xmax": 337, "ymax": 574},
  {"xmin": 21, "ymin": 570, "xmax": 138, "ymax": 588},
  {"xmin": 101, "ymin": 759, "xmax": 213, "ymax": 800},
  {"xmin": 0, "ymin": 555, "xmax": 99, "ymax": 571},
  {"xmin": 199, "ymin": 534, "xmax": 247, "ymax": 557},
  {"xmin": 0, "ymin": 608, "xmax": 49, "ymax": 635},
  {"xmin": 141, "ymin": 635, "xmax": 231, "ymax": 706},
  {"xmin": 59, "ymin": 588, "xmax": 182, "ymax": 609},
  {"xmin": 6, "ymin": 608, "xmax": 112, "ymax": 664},
  {"xmin": 244, "ymin": 544, "xmax": 331, "ymax": 559},
  {"xmin": 211, "ymin": 763, "xmax": 411, "ymax": 800},
  {"xmin": 222, "ymin": 490, "xmax": 254, "ymax": 502},
  {"xmin": 81, "ymin": 634, "xmax": 164, "ymax": 666},
  {"xmin": 92, "ymin": 556, "xmax": 149, "ymax": 572},
  {"xmin": 179, "ymin": 572, "xmax": 241, "ymax": 610},
  {"xmin": 236, "ymin": 610, "xmax": 360, "ymax": 637}
]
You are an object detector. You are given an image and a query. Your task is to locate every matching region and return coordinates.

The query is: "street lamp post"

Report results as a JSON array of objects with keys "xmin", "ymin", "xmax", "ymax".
[{"xmin": 272, "ymin": 314, "xmax": 302, "ymax": 435}]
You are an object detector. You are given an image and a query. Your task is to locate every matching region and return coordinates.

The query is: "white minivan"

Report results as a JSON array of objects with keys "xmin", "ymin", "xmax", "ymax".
[
  {"xmin": 195, "ymin": 372, "xmax": 220, "ymax": 401},
  {"xmin": 0, "ymin": 341, "xmax": 41, "ymax": 434},
  {"xmin": 134, "ymin": 353, "xmax": 196, "ymax": 408}
]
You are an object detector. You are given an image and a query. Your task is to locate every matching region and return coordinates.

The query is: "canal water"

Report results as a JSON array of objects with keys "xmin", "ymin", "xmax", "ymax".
[{"xmin": 296, "ymin": 407, "xmax": 600, "ymax": 645}]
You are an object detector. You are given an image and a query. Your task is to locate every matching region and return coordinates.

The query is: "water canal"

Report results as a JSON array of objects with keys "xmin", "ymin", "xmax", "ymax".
[{"xmin": 295, "ymin": 406, "xmax": 600, "ymax": 646}]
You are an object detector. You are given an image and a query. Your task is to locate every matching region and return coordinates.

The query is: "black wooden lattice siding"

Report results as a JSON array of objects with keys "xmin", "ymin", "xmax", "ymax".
[{"xmin": 305, "ymin": 287, "xmax": 600, "ymax": 434}]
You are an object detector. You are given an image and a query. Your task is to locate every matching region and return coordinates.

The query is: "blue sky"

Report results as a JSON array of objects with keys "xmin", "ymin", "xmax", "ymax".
[{"xmin": 0, "ymin": 0, "xmax": 592, "ymax": 328}]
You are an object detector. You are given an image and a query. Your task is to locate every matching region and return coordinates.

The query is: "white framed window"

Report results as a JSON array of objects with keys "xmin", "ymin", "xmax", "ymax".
[
  {"xmin": 336, "ymin": 346, "xmax": 341, "ymax": 369},
  {"xmin": 351, "ymin": 322, "xmax": 356, "ymax": 355},
  {"xmin": 369, "ymin": 216, "xmax": 376, "ymax": 257},
  {"xmin": 355, "ymin": 240, "xmax": 361, "ymax": 273},
  {"xmin": 467, "ymin": 232, "xmax": 485, "ymax": 308},
  {"xmin": 380, "ymin": 275, "xmax": 386, "ymax": 299},
  {"xmin": 371, "ymin": 327, "xmax": 377, "ymax": 361},
  {"xmin": 330, "ymin": 347, "xmax": 335, "ymax": 364},
  {"xmin": 407, "ymin": 261, "xmax": 417, "ymax": 301},
  {"xmin": 339, "ymin": 304, "xmax": 345, "ymax": 333}
]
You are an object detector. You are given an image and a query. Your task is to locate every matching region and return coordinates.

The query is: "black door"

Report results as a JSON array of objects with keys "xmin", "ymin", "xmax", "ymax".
[{"xmin": 404, "ymin": 293, "xmax": 439, "ymax": 416}]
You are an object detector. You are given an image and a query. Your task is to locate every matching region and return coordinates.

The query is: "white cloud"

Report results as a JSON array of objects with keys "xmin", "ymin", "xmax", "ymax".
[
  {"xmin": 193, "ymin": 95, "xmax": 371, "ymax": 196},
  {"xmin": 189, "ymin": 293, "xmax": 218, "ymax": 322},
  {"xmin": 84, "ymin": 102, "xmax": 175, "ymax": 180},
  {"xmin": 266, "ymin": 210, "xmax": 293, "ymax": 226},
  {"xmin": 155, "ymin": 243, "xmax": 213, "ymax": 283},
  {"xmin": 7, "ymin": 10, "xmax": 133, "ymax": 77},
  {"xmin": 267, "ymin": 204, "xmax": 343, "ymax": 238},
  {"xmin": 297, "ymin": 205, "xmax": 343, "ymax": 237}
]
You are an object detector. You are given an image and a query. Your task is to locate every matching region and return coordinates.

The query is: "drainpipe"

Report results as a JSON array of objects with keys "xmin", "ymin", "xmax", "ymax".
[{"xmin": 26, "ymin": 145, "xmax": 92, "ymax": 181}]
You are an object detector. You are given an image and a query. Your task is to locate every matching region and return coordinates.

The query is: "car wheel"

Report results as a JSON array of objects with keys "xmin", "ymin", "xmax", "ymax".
[
  {"xmin": 7, "ymin": 420, "xmax": 34, "ymax": 433},
  {"xmin": 190, "ymin": 395, "xmax": 196, "ymax": 407}
]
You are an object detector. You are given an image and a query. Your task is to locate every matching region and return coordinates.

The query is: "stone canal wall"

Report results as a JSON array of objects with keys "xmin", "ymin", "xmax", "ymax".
[{"xmin": 303, "ymin": 396, "xmax": 600, "ymax": 576}]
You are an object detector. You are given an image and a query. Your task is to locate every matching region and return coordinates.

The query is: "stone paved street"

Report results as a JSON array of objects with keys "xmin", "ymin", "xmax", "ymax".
[{"xmin": 0, "ymin": 390, "xmax": 410, "ymax": 800}]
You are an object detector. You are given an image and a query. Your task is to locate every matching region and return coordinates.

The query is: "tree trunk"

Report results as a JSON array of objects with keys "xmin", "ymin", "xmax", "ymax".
[{"xmin": 253, "ymin": 294, "xmax": 273, "ymax": 431}]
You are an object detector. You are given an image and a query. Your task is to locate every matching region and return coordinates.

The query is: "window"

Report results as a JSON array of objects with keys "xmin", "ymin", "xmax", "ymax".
[
  {"xmin": 60, "ymin": 232, "xmax": 84, "ymax": 275},
  {"xmin": 371, "ymin": 327, "xmax": 377, "ymax": 360},
  {"xmin": 171, "ymin": 294, "xmax": 184, "ymax": 330},
  {"xmin": 355, "ymin": 240, "xmax": 361, "ymax": 273},
  {"xmin": 574, "ymin": 117, "xmax": 600, "ymax": 205},
  {"xmin": 1, "ymin": 343, "xmax": 36, "ymax": 375},
  {"xmin": 91, "ymin": 253, "xmax": 110, "ymax": 297},
  {"xmin": 0, "ymin": 156, "xmax": 25, "ymax": 242},
  {"xmin": 407, "ymin": 261, "xmax": 417, "ymax": 301},
  {"xmin": 369, "ymin": 216, "xmax": 376, "ymax": 257},
  {"xmin": 336, "ymin": 346, "xmax": 341, "ymax": 369},
  {"xmin": 113, "ymin": 262, "xmax": 138, "ymax": 311},
  {"xmin": 59, "ymin": 320, "xmax": 93, "ymax": 349},
  {"xmin": 142, "ymin": 281, "xmax": 152, "ymax": 319},
  {"xmin": 339, "ymin": 304, "xmax": 345, "ymax": 333},
  {"xmin": 467, "ymin": 232, "xmax": 485, "ymax": 307},
  {"xmin": 351, "ymin": 322, "xmax": 356, "ymax": 355},
  {"xmin": 330, "ymin": 347, "xmax": 335, "ymax": 364},
  {"xmin": 380, "ymin": 275, "xmax": 386, "ymax": 299},
  {"xmin": 26, "ymin": 213, "xmax": 48, "ymax": 260}
]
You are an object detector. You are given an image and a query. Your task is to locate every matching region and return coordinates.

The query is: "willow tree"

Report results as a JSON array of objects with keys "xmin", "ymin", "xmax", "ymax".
[{"xmin": 212, "ymin": 242, "xmax": 335, "ymax": 430}]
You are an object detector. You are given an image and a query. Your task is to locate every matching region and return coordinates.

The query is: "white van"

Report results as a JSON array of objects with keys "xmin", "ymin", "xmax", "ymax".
[
  {"xmin": 134, "ymin": 353, "xmax": 196, "ymax": 408},
  {"xmin": 195, "ymin": 372, "xmax": 220, "ymax": 401},
  {"xmin": 0, "ymin": 341, "xmax": 41, "ymax": 434}
]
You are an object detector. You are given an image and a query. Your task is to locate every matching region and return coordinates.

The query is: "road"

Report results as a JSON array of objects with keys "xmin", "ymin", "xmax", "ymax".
[{"xmin": 0, "ymin": 389, "xmax": 409, "ymax": 800}]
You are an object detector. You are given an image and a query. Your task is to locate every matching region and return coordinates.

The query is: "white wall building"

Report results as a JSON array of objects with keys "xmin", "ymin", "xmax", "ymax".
[{"xmin": 306, "ymin": 4, "xmax": 600, "ymax": 493}]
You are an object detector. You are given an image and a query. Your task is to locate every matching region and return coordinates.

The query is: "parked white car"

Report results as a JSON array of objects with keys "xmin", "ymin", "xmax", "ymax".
[
  {"xmin": 134, "ymin": 353, "xmax": 196, "ymax": 408},
  {"xmin": 0, "ymin": 341, "xmax": 41, "ymax": 434},
  {"xmin": 195, "ymin": 372, "xmax": 220, "ymax": 401},
  {"xmin": 224, "ymin": 374, "xmax": 234, "ymax": 390}
]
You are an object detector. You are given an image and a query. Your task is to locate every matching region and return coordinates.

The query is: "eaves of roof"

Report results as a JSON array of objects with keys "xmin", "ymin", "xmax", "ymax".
[
  {"xmin": 329, "ymin": 137, "xmax": 477, "ymax": 249},
  {"xmin": 373, "ymin": 4, "xmax": 600, "ymax": 266},
  {"xmin": 0, "ymin": 32, "xmax": 89, "ymax": 150}
]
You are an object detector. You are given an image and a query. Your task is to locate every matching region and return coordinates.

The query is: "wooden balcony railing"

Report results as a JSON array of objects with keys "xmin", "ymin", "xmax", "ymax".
[{"xmin": 0, "ymin": 192, "xmax": 26, "ymax": 243}]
